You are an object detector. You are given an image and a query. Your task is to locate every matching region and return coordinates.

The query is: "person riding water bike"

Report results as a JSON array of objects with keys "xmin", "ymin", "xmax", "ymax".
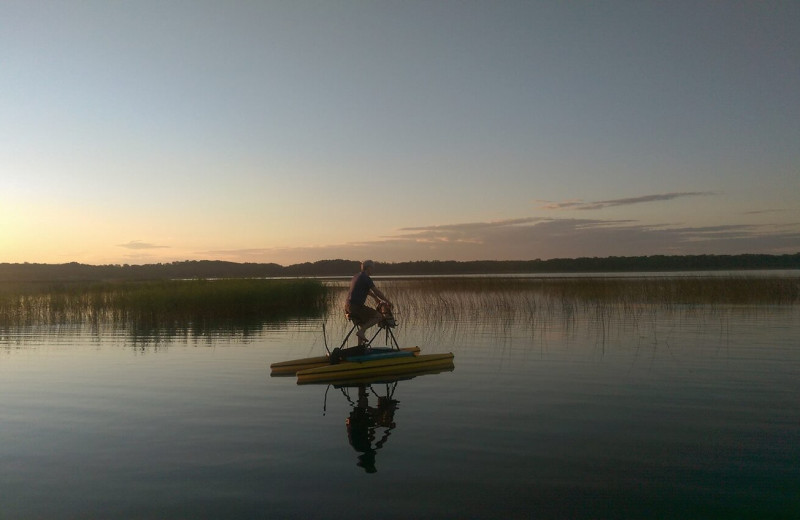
[{"xmin": 344, "ymin": 260, "xmax": 392, "ymax": 346}]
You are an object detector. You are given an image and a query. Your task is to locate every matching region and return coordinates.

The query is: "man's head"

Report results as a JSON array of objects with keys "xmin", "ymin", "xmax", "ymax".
[{"xmin": 361, "ymin": 259, "xmax": 374, "ymax": 272}]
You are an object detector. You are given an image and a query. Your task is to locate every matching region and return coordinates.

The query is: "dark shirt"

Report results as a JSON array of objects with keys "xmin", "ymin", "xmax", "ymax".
[{"xmin": 346, "ymin": 271, "xmax": 375, "ymax": 306}]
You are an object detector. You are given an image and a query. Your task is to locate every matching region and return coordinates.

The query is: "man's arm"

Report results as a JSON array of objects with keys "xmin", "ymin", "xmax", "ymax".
[{"xmin": 369, "ymin": 287, "xmax": 390, "ymax": 304}]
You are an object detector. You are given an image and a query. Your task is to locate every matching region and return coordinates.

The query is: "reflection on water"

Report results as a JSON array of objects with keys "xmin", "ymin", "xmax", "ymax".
[
  {"xmin": 339, "ymin": 383, "xmax": 399, "ymax": 473},
  {"xmin": 312, "ymin": 368, "xmax": 456, "ymax": 474}
]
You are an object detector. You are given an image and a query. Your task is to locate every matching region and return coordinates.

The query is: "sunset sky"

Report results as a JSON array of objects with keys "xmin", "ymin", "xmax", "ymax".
[{"xmin": 3, "ymin": 1, "xmax": 798, "ymax": 266}]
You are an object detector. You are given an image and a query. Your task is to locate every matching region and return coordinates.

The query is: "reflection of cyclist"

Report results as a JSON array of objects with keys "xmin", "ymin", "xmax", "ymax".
[{"xmin": 345, "ymin": 385, "xmax": 398, "ymax": 473}]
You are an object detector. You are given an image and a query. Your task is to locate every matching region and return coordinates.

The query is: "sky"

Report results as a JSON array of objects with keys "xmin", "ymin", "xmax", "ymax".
[{"xmin": 2, "ymin": 1, "xmax": 798, "ymax": 266}]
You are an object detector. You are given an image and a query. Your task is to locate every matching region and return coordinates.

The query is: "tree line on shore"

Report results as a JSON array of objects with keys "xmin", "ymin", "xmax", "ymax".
[{"xmin": 1, "ymin": 253, "xmax": 798, "ymax": 282}]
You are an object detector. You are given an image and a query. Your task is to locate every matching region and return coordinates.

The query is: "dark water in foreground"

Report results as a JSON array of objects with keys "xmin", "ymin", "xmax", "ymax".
[{"xmin": 1, "ymin": 286, "xmax": 799, "ymax": 518}]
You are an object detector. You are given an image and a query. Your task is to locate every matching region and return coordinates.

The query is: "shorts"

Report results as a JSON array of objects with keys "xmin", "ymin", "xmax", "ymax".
[{"xmin": 344, "ymin": 302, "xmax": 381, "ymax": 324}]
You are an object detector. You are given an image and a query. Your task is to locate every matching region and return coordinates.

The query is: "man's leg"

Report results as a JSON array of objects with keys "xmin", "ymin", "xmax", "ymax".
[{"xmin": 356, "ymin": 315, "xmax": 382, "ymax": 344}]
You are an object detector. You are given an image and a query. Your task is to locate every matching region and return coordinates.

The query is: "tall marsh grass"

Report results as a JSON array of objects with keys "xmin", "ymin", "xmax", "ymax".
[
  {"xmin": 0, "ymin": 279, "xmax": 328, "ymax": 332},
  {"xmin": 3, "ymin": 275, "xmax": 797, "ymax": 338},
  {"xmin": 346, "ymin": 275, "xmax": 800, "ymax": 330}
]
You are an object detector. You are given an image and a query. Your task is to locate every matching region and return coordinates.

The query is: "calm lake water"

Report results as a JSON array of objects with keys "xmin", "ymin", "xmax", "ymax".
[{"xmin": 1, "ymin": 277, "xmax": 799, "ymax": 519}]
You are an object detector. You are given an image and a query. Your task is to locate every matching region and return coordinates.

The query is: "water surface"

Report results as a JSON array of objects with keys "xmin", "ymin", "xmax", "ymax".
[{"xmin": 1, "ymin": 280, "xmax": 798, "ymax": 518}]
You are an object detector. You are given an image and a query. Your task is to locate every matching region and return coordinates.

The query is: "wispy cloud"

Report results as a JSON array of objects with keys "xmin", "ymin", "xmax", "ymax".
[
  {"xmin": 384, "ymin": 217, "xmax": 800, "ymax": 260},
  {"xmin": 741, "ymin": 209, "xmax": 786, "ymax": 215},
  {"xmin": 540, "ymin": 192, "xmax": 716, "ymax": 211},
  {"xmin": 117, "ymin": 240, "xmax": 170, "ymax": 250},
  {"xmin": 198, "ymin": 216, "xmax": 800, "ymax": 265},
  {"xmin": 400, "ymin": 217, "xmax": 546, "ymax": 232}
]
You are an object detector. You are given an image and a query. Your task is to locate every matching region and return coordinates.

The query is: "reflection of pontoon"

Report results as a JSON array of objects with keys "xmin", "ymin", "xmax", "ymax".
[{"xmin": 270, "ymin": 302, "xmax": 455, "ymax": 384}]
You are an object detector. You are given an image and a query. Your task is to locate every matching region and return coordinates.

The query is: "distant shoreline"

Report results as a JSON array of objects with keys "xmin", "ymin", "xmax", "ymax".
[{"xmin": 1, "ymin": 253, "xmax": 799, "ymax": 282}]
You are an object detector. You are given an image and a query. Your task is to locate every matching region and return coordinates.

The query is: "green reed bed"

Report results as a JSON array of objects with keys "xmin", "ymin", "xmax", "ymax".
[{"xmin": 0, "ymin": 279, "xmax": 328, "ymax": 331}]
